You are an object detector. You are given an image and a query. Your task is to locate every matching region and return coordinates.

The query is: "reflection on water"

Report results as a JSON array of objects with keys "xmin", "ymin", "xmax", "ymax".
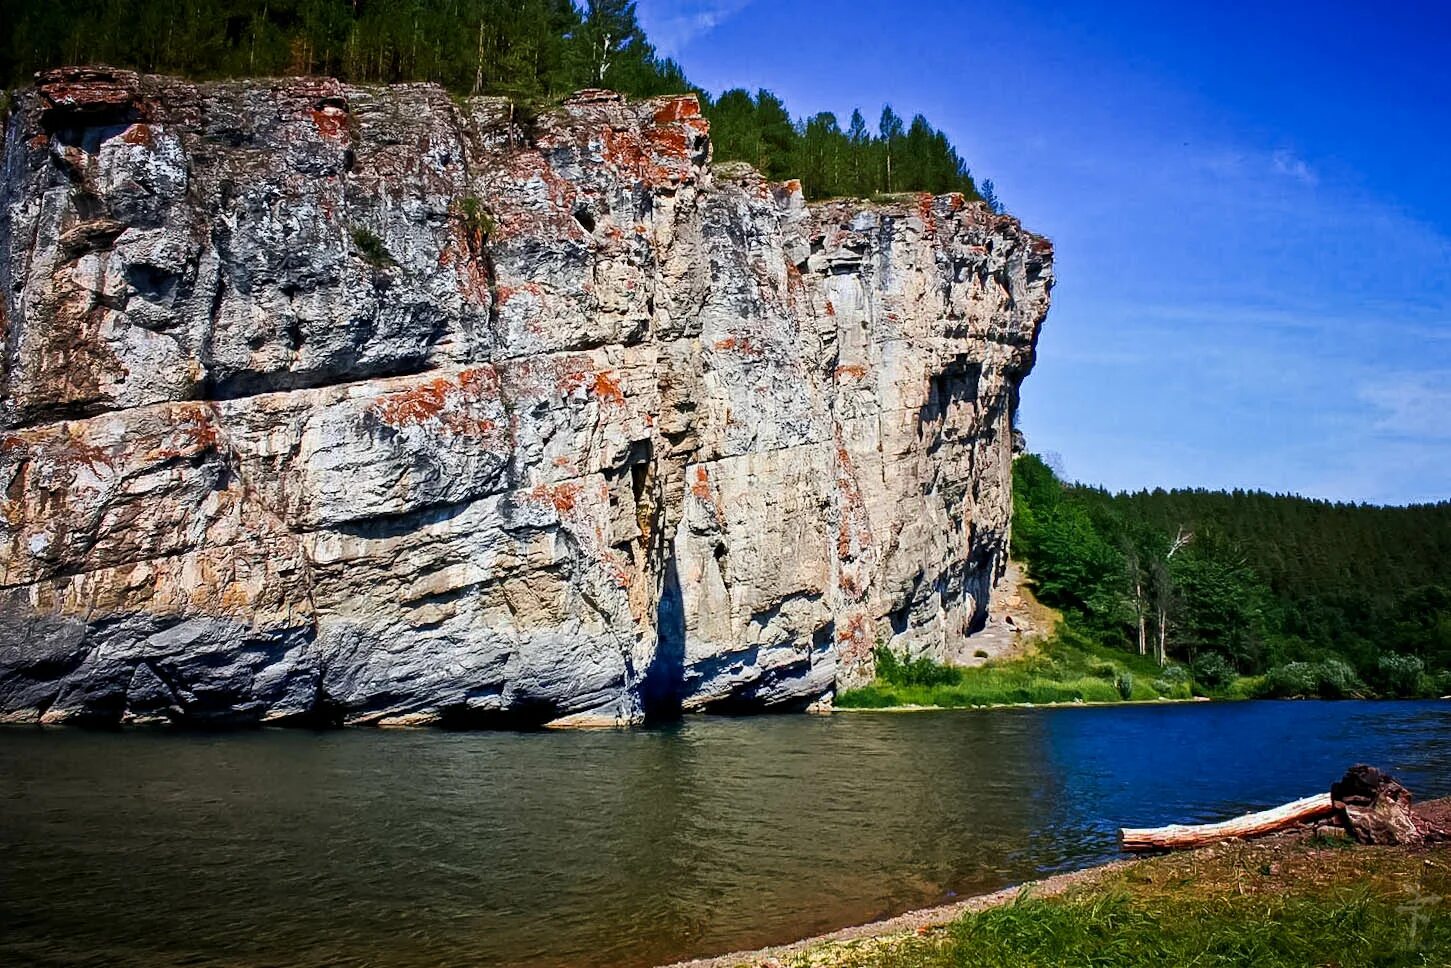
[{"xmin": 2, "ymin": 700, "xmax": 1448, "ymax": 967}]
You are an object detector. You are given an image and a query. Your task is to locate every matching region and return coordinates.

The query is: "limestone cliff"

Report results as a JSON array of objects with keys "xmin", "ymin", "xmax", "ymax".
[{"xmin": 0, "ymin": 68, "xmax": 1052, "ymax": 727}]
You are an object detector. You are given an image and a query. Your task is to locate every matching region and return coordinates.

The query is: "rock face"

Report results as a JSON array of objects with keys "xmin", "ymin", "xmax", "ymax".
[{"xmin": 0, "ymin": 68, "xmax": 1052, "ymax": 727}]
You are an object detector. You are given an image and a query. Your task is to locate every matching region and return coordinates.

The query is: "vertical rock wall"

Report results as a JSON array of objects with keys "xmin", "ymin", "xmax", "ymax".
[{"xmin": 0, "ymin": 69, "xmax": 1052, "ymax": 726}]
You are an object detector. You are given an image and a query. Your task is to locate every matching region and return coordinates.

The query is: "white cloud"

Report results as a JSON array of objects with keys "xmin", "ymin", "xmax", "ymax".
[
  {"xmin": 636, "ymin": 1, "xmax": 754, "ymax": 55},
  {"xmin": 1359, "ymin": 372, "xmax": 1451, "ymax": 440},
  {"xmin": 1272, "ymin": 148, "xmax": 1318, "ymax": 186}
]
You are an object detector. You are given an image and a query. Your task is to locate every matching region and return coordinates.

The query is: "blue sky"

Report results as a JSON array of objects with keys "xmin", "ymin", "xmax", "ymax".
[{"xmin": 637, "ymin": 0, "xmax": 1451, "ymax": 504}]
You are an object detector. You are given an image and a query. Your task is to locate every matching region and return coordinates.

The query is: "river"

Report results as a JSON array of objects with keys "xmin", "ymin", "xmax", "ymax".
[{"xmin": 2, "ymin": 699, "xmax": 1448, "ymax": 967}]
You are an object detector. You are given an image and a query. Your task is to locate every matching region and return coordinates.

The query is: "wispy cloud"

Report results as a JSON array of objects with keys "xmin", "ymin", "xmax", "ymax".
[
  {"xmin": 1359, "ymin": 372, "xmax": 1451, "ymax": 440},
  {"xmin": 637, "ymin": 1, "xmax": 754, "ymax": 55},
  {"xmin": 1271, "ymin": 148, "xmax": 1318, "ymax": 186}
]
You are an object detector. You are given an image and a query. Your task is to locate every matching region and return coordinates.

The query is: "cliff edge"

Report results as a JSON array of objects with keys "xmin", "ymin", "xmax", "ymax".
[{"xmin": 0, "ymin": 68, "xmax": 1052, "ymax": 726}]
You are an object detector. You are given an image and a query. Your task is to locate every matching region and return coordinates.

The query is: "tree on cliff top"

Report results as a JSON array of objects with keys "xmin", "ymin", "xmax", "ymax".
[{"xmin": 0, "ymin": 0, "xmax": 992, "ymax": 204}]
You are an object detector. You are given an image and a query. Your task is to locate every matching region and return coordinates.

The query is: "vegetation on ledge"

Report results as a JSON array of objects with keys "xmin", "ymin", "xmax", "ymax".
[{"xmin": 767, "ymin": 835, "xmax": 1451, "ymax": 968}]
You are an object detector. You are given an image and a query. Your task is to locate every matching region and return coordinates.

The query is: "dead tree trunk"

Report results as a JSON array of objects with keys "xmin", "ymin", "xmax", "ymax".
[{"xmin": 1121, "ymin": 793, "xmax": 1335, "ymax": 852}]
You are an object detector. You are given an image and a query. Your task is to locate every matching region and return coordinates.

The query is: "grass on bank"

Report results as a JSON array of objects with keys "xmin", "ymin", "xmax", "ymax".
[
  {"xmin": 775, "ymin": 837, "xmax": 1451, "ymax": 968},
  {"xmin": 836, "ymin": 621, "xmax": 1451, "ymax": 709},
  {"xmin": 836, "ymin": 626, "xmax": 1196, "ymax": 709}
]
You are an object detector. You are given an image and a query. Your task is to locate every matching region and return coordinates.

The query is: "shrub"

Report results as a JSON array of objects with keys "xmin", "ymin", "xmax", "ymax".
[
  {"xmin": 1088, "ymin": 660, "xmax": 1117, "ymax": 681},
  {"xmin": 1191, "ymin": 652, "xmax": 1236, "ymax": 690},
  {"xmin": 1316, "ymin": 658, "xmax": 1363, "ymax": 698},
  {"xmin": 457, "ymin": 196, "xmax": 495, "ymax": 242},
  {"xmin": 1263, "ymin": 661, "xmax": 1318, "ymax": 697},
  {"xmin": 1158, "ymin": 664, "xmax": 1191, "ymax": 685},
  {"xmin": 973, "ymin": 649, "xmax": 990, "ymax": 659},
  {"xmin": 350, "ymin": 227, "xmax": 393, "ymax": 267},
  {"xmin": 1114, "ymin": 671, "xmax": 1134, "ymax": 700},
  {"xmin": 1374, "ymin": 653, "xmax": 1424, "ymax": 698},
  {"xmin": 872, "ymin": 645, "xmax": 959, "ymax": 688},
  {"xmin": 1260, "ymin": 660, "xmax": 1366, "ymax": 699}
]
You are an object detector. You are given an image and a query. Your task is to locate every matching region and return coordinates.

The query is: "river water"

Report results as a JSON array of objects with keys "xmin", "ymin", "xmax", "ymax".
[{"xmin": 2, "ymin": 700, "xmax": 1448, "ymax": 967}]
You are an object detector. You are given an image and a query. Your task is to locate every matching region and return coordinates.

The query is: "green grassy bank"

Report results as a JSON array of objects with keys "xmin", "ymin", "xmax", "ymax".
[
  {"xmin": 760, "ymin": 836, "xmax": 1451, "ymax": 968},
  {"xmin": 830, "ymin": 621, "xmax": 1437, "ymax": 709},
  {"xmin": 836, "ymin": 626, "xmax": 1205, "ymax": 709}
]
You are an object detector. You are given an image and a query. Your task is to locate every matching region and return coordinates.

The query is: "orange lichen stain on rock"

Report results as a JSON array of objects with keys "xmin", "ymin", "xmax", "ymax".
[
  {"xmin": 552, "ymin": 482, "xmax": 580, "ymax": 514},
  {"xmin": 601, "ymin": 126, "xmax": 651, "ymax": 180},
  {"xmin": 371, "ymin": 368, "xmax": 501, "ymax": 436},
  {"xmin": 530, "ymin": 480, "xmax": 583, "ymax": 516},
  {"xmin": 119, "ymin": 123, "xmax": 153, "ymax": 147},
  {"xmin": 917, "ymin": 193, "xmax": 937, "ymax": 233},
  {"xmin": 602, "ymin": 108, "xmax": 696, "ymax": 185},
  {"xmin": 495, "ymin": 282, "xmax": 544, "ymax": 307},
  {"xmin": 218, "ymin": 581, "xmax": 257, "ymax": 610},
  {"xmin": 648, "ymin": 125, "xmax": 690, "ymax": 163},
  {"xmin": 604, "ymin": 549, "xmax": 633, "ymax": 590},
  {"xmin": 825, "ymin": 300, "xmax": 836, "ymax": 317},
  {"xmin": 689, "ymin": 465, "xmax": 711, "ymax": 501},
  {"xmin": 50, "ymin": 431, "xmax": 114, "ymax": 474},
  {"xmin": 592, "ymin": 369, "xmax": 626, "ymax": 405},
  {"xmin": 310, "ymin": 106, "xmax": 348, "ymax": 141},
  {"xmin": 146, "ymin": 404, "xmax": 223, "ymax": 461},
  {"xmin": 835, "ymin": 612, "xmax": 869, "ymax": 647},
  {"xmin": 834, "ymin": 437, "xmax": 872, "ymax": 560},
  {"xmin": 652, "ymin": 95, "xmax": 701, "ymax": 125},
  {"xmin": 446, "ymin": 224, "xmax": 493, "ymax": 307},
  {"xmin": 946, "ymin": 192, "xmax": 966, "ymax": 212},
  {"xmin": 835, "ymin": 364, "xmax": 867, "ymax": 380},
  {"xmin": 712, "ymin": 335, "xmax": 765, "ymax": 358},
  {"xmin": 785, "ymin": 262, "xmax": 805, "ymax": 292},
  {"xmin": 493, "ymin": 152, "xmax": 580, "ymax": 241}
]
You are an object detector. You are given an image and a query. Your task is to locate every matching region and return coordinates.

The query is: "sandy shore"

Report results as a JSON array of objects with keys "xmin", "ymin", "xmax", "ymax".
[{"xmin": 658, "ymin": 858, "xmax": 1137, "ymax": 968}]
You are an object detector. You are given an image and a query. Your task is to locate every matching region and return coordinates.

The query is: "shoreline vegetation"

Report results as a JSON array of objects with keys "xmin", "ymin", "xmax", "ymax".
[
  {"xmin": 838, "ymin": 625, "xmax": 1451, "ymax": 711},
  {"xmin": 667, "ymin": 805, "xmax": 1451, "ymax": 968},
  {"xmin": 836, "ymin": 625, "xmax": 1451, "ymax": 711},
  {"xmin": 842, "ymin": 452, "xmax": 1451, "ymax": 711}
]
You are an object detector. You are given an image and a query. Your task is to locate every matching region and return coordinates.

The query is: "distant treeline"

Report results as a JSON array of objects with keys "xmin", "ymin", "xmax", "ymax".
[
  {"xmin": 1, "ymin": 0, "xmax": 993, "ymax": 206},
  {"xmin": 1013, "ymin": 454, "xmax": 1451, "ymax": 698}
]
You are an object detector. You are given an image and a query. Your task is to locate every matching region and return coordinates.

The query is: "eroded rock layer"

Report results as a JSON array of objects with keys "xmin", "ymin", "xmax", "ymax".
[{"xmin": 0, "ymin": 68, "xmax": 1052, "ymax": 726}]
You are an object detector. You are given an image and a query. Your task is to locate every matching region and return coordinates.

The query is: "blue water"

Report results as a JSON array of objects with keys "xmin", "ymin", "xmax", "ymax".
[{"xmin": 1, "ymin": 700, "xmax": 1448, "ymax": 967}]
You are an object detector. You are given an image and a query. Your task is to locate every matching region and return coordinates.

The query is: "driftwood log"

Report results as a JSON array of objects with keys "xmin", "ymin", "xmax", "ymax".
[
  {"xmin": 1121, "ymin": 765, "xmax": 1448, "ymax": 853},
  {"xmin": 1120, "ymin": 793, "xmax": 1336, "ymax": 852}
]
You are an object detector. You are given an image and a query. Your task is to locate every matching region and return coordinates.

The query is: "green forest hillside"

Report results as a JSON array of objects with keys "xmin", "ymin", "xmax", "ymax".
[
  {"xmin": 1012, "ymin": 454, "xmax": 1451, "ymax": 698},
  {"xmin": 1, "ymin": 0, "xmax": 994, "ymax": 205}
]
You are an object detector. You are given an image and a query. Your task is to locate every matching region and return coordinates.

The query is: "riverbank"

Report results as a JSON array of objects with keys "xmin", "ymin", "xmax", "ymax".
[
  {"xmin": 837, "ymin": 620, "xmax": 1449, "ymax": 711},
  {"xmin": 836, "ymin": 626, "xmax": 1198, "ymax": 709},
  {"xmin": 667, "ymin": 801, "xmax": 1451, "ymax": 968}
]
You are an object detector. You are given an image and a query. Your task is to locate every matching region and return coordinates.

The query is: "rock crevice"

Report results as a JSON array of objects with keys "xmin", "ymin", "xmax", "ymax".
[{"xmin": 0, "ymin": 68, "xmax": 1053, "ymax": 727}]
